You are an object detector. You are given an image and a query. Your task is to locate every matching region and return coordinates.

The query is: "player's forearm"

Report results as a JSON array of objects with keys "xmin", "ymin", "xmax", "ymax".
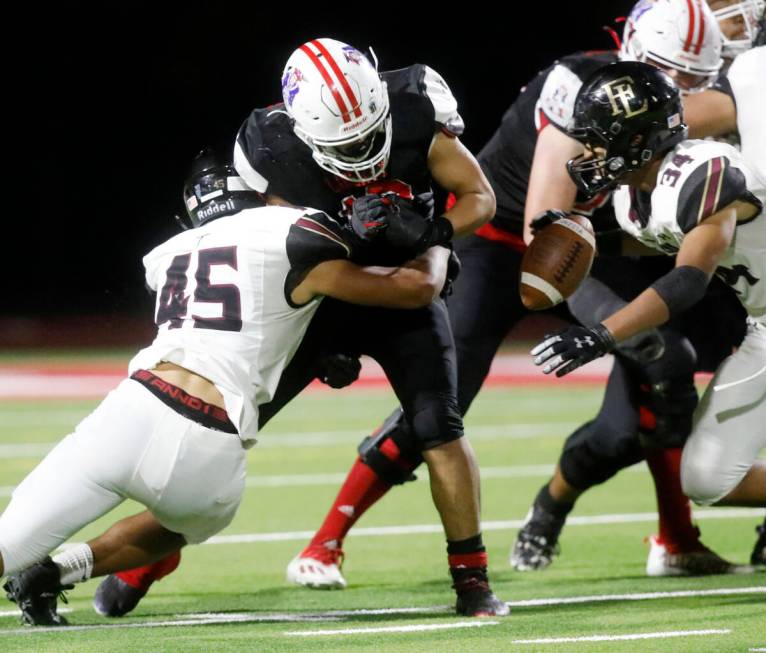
[
  {"xmin": 399, "ymin": 245, "xmax": 449, "ymax": 297},
  {"xmin": 602, "ymin": 288, "xmax": 670, "ymax": 343},
  {"xmin": 444, "ymin": 189, "xmax": 495, "ymax": 237}
]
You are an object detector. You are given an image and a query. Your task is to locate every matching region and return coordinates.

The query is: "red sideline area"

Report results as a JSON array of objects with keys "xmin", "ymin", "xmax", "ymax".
[{"xmin": 0, "ymin": 354, "xmax": 623, "ymax": 400}]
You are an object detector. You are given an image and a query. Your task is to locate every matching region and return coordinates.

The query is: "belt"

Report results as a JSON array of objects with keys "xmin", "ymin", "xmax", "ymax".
[{"xmin": 130, "ymin": 369, "xmax": 237, "ymax": 435}]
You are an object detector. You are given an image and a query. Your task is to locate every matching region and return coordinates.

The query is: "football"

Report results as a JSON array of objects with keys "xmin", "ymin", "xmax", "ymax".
[{"xmin": 519, "ymin": 215, "xmax": 596, "ymax": 310}]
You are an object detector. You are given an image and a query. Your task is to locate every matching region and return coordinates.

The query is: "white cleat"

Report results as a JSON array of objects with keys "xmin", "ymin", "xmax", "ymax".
[
  {"xmin": 646, "ymin": 534, "xmax": 755, "ymax": 577},
  {"xmin": 286, "ymin": 545, "xmax": 347, "ymax": 589}
]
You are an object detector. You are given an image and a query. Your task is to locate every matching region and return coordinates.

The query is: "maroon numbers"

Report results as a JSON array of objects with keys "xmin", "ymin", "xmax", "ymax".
[{"xmin": 155, "ymin": 247, "xmax": 242, "ymax": 332}]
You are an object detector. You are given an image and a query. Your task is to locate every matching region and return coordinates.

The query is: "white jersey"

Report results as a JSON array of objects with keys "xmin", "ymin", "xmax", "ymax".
[
  {"xmin": 726, "ymin": 46, "xmax": 765, "ymax": 177},
  {"xmin": 129, "ymin": 205, "xmax": 350, "ymax": 445},
  {"xmin": 614, "ymin": 139, "xmax": 766, "ymax": 322}
]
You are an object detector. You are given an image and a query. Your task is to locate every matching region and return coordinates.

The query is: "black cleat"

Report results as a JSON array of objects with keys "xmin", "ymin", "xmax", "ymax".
[
  {"xmin": 510, "ymin": 504, "xmax": 566, "ymax": 571},
  {"xmin": 3, "ymin": 557, "xmax": 71, "ymax": 626},
  {"xmin": 752, "ymin": 517, "xmax": 766, "ymax": 567},
  {"xmin": 93, "ymin": 575, "xmax": 146, "ymax": 617},
  {"xmin": 451, "ymin": 567, "xmax": 510, "ymax": 617}
]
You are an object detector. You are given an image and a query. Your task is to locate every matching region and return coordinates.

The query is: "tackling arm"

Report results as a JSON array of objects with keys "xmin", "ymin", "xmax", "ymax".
[
  {"xmin": 291, "ymin": 246, "xmax": 450, "ymax": 309},
  {"xmin": 602, "ymin": 205, "xmax": 740, "ymax": 342},
  {"xmin": 427, "ymin": 132, "xmax": 495, "ymax": 237}
]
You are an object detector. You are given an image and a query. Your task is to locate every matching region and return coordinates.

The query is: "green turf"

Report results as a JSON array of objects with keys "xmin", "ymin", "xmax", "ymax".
[{"xmin": 1, "ymin": 373, "xmax": 764, "ymax": 652}]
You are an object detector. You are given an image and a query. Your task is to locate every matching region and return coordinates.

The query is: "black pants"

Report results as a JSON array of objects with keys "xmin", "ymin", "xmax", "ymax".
[
  {"xmin": 259, "ymin": 298, "xmax": 463, "ymax": 451},
  {"xmin": 327, "ymin": 232, "xmax": 745, "ymax": 482}
]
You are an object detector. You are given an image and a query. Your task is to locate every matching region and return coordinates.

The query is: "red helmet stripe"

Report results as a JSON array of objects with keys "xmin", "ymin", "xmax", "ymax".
[
  {"xmin": 684, "ymin": 0, "xmax": 696, "ymax": 52},
  {"xmin": 310, "ymin": 39, "xmax": 363, "ymax": 119},
  {"xmin": 694, "ymin": 0, "xmax": 705, "ymax": 55},
  {"xmin": 299, "ymin": 43, "xmax": 352, "ymax": 123}
]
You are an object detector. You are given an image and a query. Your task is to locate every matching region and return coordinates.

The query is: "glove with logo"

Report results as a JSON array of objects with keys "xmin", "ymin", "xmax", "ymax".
[
  {"xmin": 349, "ymin": 194, "xmax": 393, "ymax": 243},
  {"xmin": 317, "ymin": 353, "xmax": 362, "ymax": 389},
  {"xmin": 531, "ymin": 323, "xmax": 616, "ymax": 377}
]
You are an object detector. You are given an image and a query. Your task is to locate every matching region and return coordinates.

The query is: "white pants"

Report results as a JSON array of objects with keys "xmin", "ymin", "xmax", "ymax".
[
  {"xmin": 681, "ymin": 320, "xmax": 766, "ymax": 505},
  {"xmin": 0, "ymin": 379, "xmax": 246, "ymax": 576}
]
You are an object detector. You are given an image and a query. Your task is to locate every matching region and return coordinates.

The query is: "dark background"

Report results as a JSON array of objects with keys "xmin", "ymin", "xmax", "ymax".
[{"xmin": 11, "ymin": 1, "xmax": 635, "ymax": 340}]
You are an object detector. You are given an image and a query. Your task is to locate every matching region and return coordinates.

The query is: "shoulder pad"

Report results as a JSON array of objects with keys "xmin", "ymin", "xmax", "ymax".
[
  {"xmin": 676, "ymin": 155, "xmax": 749, "ymax": 232},
  {"xmin": 536, "ymin": 63, "xmax": 582, "ymax": 131},
  {"xmin": 419, "ymin": 65, "xmax": 464, "ymax": 137},
  {"xmin": 286, "ymin": 211, "xmax": 351, "ymax": 271},
  {"xmin": 233, "ymin": 105, "xmax": 292, "ymax": 193}
]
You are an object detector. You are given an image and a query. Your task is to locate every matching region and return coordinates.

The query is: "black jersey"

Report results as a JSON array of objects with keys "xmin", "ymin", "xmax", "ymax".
[
  {"xmin": 234, "ymin": 64, "xmax": 463, "ymax": 264},
  {"xmin": 477, "ymin": 51, "xmax": 618, "ymax": 236}
]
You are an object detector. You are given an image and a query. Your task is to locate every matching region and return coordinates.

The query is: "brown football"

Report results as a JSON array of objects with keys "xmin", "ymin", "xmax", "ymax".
[{"xmin": 519, "ymin": 215, "xmax": 596, "ymax": 311}]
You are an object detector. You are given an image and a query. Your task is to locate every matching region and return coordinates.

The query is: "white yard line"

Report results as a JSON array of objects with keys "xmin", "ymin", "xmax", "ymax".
[
  {"xmin": 203, "ymin": 508, "xmax": 763, "ymax": 545},
  {"xmin": 2, "ymin": 587, "xmax": 764, "ymax": 634},
  {"xmin": 284, "ymin": 620, "xmax": 499, "ymax": 637},
  {"xmin": 0, "ymin": 462, "xmax": 595, "ymax": 498},
  {"xmin": 510, "ymin": 629, "xmax": 731, "ymax": 645},
  {"xmin": 0, "ymin": 420, "xmax": 579, "ymax": 461}
]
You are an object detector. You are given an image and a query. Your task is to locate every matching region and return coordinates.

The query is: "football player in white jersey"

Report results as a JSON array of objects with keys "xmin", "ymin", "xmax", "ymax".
[
  {"xmin": 532, "ymin": 62, "xmax": 765, "ymax": 510},
  {"xmin": 0, "ymin": 151, "xmax": 450, "ymax": 625},
  {"xmin": 512, "ymin": 0, "xmax": 766, "ymax": 573}
]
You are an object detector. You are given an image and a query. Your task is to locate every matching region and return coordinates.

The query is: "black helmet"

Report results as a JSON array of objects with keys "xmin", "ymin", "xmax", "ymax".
[
  {"xmin": 566, "ymin": 61, "xmax": 688, "ymax": 196},
  {"xmin": 181, "ymin": 149, "xmax": 264, "ymax": 228}
]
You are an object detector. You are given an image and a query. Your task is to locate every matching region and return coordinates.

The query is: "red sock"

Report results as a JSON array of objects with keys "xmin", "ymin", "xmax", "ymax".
[
  {"xmin": 309, "ymin": 439, "xmax": 416, "ymax": 548},
  {"xmin": 115, "ymin": 550, "xmax": 182, "ymax": 592},
  {"xmin": 644, "ymin": 447, "xmax": 701, "ymax": 553}
]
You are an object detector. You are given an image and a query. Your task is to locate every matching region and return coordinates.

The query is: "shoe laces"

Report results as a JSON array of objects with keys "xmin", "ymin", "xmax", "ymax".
[
  {"xmin": 451, "ymin": 568, "xmax": 490, "ymax": 595},
  {"xmin": 303, "ymin": 544, "xmax": 345, "ymax": 568}
]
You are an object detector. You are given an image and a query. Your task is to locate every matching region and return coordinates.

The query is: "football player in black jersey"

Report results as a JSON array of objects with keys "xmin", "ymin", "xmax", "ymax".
[
  {"xmin": 277, "ymin": 1, "xmax": 749, "ymax": 583},
  {"xmin": 93, "ymin": 38, "xmax": 507, "ymax": 618}
]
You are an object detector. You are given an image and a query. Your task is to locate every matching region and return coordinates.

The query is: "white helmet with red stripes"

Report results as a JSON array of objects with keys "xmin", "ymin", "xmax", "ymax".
[
  {"xmin": 709, "ymin": 0, "xmax": 764, "ymax": 58},
  {"xmin": 281, "ymin": 38, "xmax": 391, "ymax": 183},
  {"xmin": 620, "ymin": 0, "xmax": 724, "ymax": 93}
]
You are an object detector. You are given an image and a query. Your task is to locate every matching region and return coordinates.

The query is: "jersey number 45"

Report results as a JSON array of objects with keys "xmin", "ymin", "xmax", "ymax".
[{"xmin": 156, "ymin": 246, "xmax": 242, "ymax": 332}]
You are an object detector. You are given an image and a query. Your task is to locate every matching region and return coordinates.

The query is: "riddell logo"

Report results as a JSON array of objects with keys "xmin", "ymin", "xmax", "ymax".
[
  {"xmin": 198, "ymin": 198, "xmax": 235, "ymax": 220},
  {"xmin": 340, "ymin": 115, "xmax": 369, "ymax": 133}
]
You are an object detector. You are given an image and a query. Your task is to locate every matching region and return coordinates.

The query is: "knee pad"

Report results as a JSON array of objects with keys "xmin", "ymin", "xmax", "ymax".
[
  {"xmin": 680, "ymin": 439, "xmax": 743, "ymax": 506},
  {"xmin": 358, "ymin": 408, "xmax": 423, "ymax": 485},
  {"xmin": 635, "ymin": 329, "xmax": 699, "ymax": 448},
  {"xmin": 559, "ymin": 420, "xmax": 643, "ymax": 490},
  {"xmin": 409, "ymin": 397, "xmax": 464, "ymax": 451}
]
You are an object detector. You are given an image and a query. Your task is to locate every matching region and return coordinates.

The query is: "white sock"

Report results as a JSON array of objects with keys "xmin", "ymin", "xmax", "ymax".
[{"xmin": 52, "ymin": 544, "xmax": 94, "ymax": 585}]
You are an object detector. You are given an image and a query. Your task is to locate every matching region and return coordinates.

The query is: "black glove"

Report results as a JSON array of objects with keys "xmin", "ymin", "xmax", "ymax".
[
  {"xmin": 531, "ymin": 323, "xmax": 616, "ymax": 377},
  {"xmin": 384, "ymin": 194, "xmax": 454, "ymax": 253},
  {"xmin": 441, "ymin": 248, "xmax": 462, "ymax": 298},
  {"xmin": 317, "ymin": 353, "xmax": 362, "ymax": 389},
  {"xmin": 349, "ymin": 194, "xmax": 392, "ymax": 242},
  {"xmin": 529, "ymin": 209, "xmax": 568, "ymax": 235}
]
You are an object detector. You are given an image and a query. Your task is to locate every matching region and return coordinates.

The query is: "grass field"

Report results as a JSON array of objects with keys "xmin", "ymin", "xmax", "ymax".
[{"xmin": 1, "ymin": 355, "xmax": 764, "ymax": 652}]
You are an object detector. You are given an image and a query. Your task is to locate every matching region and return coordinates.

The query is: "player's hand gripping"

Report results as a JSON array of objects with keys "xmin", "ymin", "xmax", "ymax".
[
  {"xmin": 529, "ymin": 209, "xmax": 568, "ymax": 236},
  {"xmin": 531, "ymin": 323, "xmax": 616, "ymax": 377},
  {"xmin": 349, "ymin": 194, "xmax": 392, "ymax": 242}
]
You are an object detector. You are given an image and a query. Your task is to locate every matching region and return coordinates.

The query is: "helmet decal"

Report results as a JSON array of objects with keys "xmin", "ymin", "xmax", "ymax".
[
  {"xmin": 601, "ymin": 76, "xmax": 649, "ymax": 118},
  {"xmin": 281, "ymin": 67, "xmax": 305, "ymax": 107},
  {"xmin": 342, "ymin": 46, "xmax": 365, "ymax": 65}
]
